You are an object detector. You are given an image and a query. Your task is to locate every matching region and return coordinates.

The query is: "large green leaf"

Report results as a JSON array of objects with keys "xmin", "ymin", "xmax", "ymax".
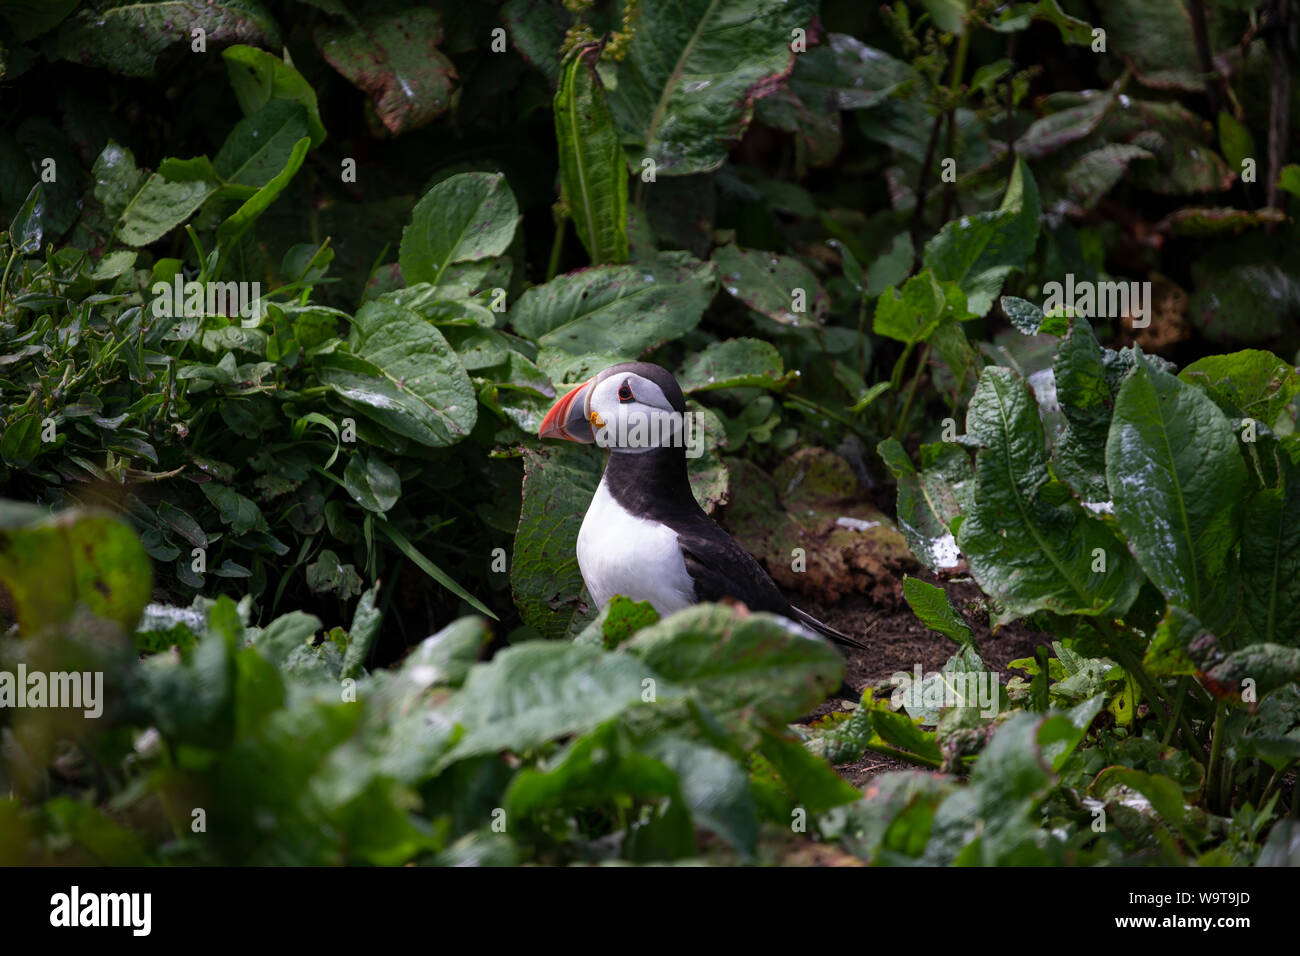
[
  {"xmin": 57, "ymin": 0, "xmax": 279, "ymax": 78},
  {"xmin": 924, "ymin": 713, "xmax": 1083, "ymax": 865},
  {"xmin": 222, "ymin": 44, "xmax": 327, "ymax": 147},
  {"xmin": 511, "ymin": 443, "xmax": 602, "ymax": 640},
  {"xmin": 1050, "ymin": 318, "xmax": 1113, "ymax": 502},
  {"xmin": 678, "ymin": 338, "xmax": 791, "ymax": 393},
  {"xmin": 1238, "ymin": 456, "xmax": 1300, "ymax": 647},
  {"xmin": 923, "ymin": 159, "xmax": 1041, "ymax": 316},
  {"xmin": 506, "ymin": 719, "xmax": 682, "ymax": 818},
  {"xmin": 903, "ymin": 576, "xmax": 974, "ymax": 647},
  {"xmin": 623, "ymin": 604, "xmax": 843, "ymax": 734},
  {"xmin": 607, "ymin": 0, "xmax": 815, "ymax": 175},
  {"xmin": 0, "ymin": 502, "xmax": 152, "ymax": 635},
  {"xmin": 1179, "ymin": 350, "xmax": 1300, "ymax": 426},
  {"xmin": 216, "ymin": 136, "xmax": 309, "ymax": 247},
  {"xmin": 214, "ymin": 99, "xmax": 309, "ymax": 189},
  {"xmin": 877, "ymin": 438, "xmax": 967, "ymax": 571},
  {"xmin": 784, "ymin": 33, "xmax": 915, "ymax": 111},
  {"xmin": 873, "ymin": 270, "xmax": 945, "ymax": 344},
  {"xmin": 511, "ymin": 251, "xmax": 715, "ymax": 358},
  {"xmin": 441, "ymin": 642, "xmax": 667, "ymax": 764},
  {"xmin": 958, "ymin": 367, "xmax": 1142, "ymax": 624},
  {"xmin": 93, "ymin": 142, "xmax": 215, "ymax": 247},
  {"xmin": 712, "ymin": 244, "xmax": 826, "ymax": 325},
  {"xmin": 399, "ymin": 172, "xmax": 518, "ymax": 287},
  {"xmin": 315, "ymin": 7, "xmax": 455, "ymax": 135},
  {"xmin": 318, "ymin": 300, "xmax": 476, "ymax": 447},
  {"xmin": 555, "ymin": 45, "xmax": 628, "ymax": 265},
  {"xmin": 1106, "ymin": 358, "xmax": 1247, "ymax": 635}
]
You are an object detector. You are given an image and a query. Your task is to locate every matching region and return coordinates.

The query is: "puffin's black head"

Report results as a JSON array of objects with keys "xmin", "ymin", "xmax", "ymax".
[{"xmin": 539, "ymin": 362, "xmax": 688, "ymax": 452}]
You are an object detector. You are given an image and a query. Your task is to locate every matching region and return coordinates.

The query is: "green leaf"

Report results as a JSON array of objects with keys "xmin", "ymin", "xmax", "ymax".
[
  {"xmin": 644, "ymin": 735, "xmax": 759, "ymax": 856},
  {"xmin": 0, "ymin": 413, "xmax": 43, "ymax": 467},
  {"xmin": 223, "ymin": 44, "xmax": 327, "ymax": 147},
  {"xmin": 874, "ymin": 270, "xmax": 945, "ymax": 343},
  {"xmin": 512, "ymin": 443, "xmax": 603, "ymax": 640},
  {"xmin": 341, "ymin": 585, "xmax": 381, "ymax": 678},
  {"xmin": 903, "ymin": 576, "xmax": 975, "ymax": 647},
  {"xmin": 1216, "ymin": 111, "xmax": 1255, "ymax": 177},
  {"xmin": 202, "ymin": 483, "xmax": 266, "ymax": 534},
  {"xmin": 1093, "ymin": 0, "xmax": 1202, "ymax": 91},
  {"xmin": 959, "ymin": 367, "xmax": 1143, "ymax": 624},
  {"xmin": 877, "ymin": 437, "xmax": 967, "ymax": 571},
  {"xmin": 314, "ymin": 6, "xmax": 455, "ymax": 135},
  {"xmin": 923, "ymin": 159, "xmax": 1041, "ymax": 316},
  {"xmin": 555, "ymin": 44, "xmax": 628, "ymax": 265},
  {"xmin": 678, "ymin": 338, "xmax": 791, "ymax": 393},
  {"xmin": 319, "ymin": 302, "xmax": 477, "ymax": 447},
  {"xmin": 1051, "ymin": 318, "xmax": 1112, "ymax": 502},
  {"xmin": 57, "ymin": 0, "xmax": 279, "ymax": 78},
  {"xmin": 399, "ymin": 172, "xmax": 518, "ymax": 287},
  {"xmin": 1278, "ymin": 165, "xmax": 1300, "ymax": 199},
  {"xmin": 921, "ymin": 0, "xmax": 966, "ymax": 34},
  {"xmin": 216, "ymin": 136, "xmax": 309, "ymax": 248},
  {"xmin": 1238, "ymin": 456, "xmax": 1300, "ymax": 647},
  {"xmin": 374, "ymin": 520, "xmax": 497, "ymax": 620},
  {"xmin": 442, "ymin": 642, "xmax": 667, "ymax": 764},
  {"xmin": 1000, "ymin": 295, "xmax": 1046, "ymax": 335},
  {"xmin": 7, "ymin": 182, "xmax": 43, "ymax": 253},
  {"xmin": 607, "ymin": 0, "xmax": 815, "ymax": 175},
  {"xmin": 788, "ymin": 33, "xmax": 915, "ymax": 111},
  {"xmin": 865, "ymin": 232, "xmax": 914, "ymax": 297},
  {"xmin": 396, "ymin": 616, "xmax": 491, "ymax": 689},
  {"xmin": 623, "ymin": 604, "xmax": 843, "ymax": 734},
  {"xmin": 512, "ymin": 252, "xmax": 715, "ymax": 357},
  {"xmin": 343, "ymin": 449, "xmax": 401, "ymax": 514},
  {"xmin": 0, "ymin": 502, "xmax": 152, "ymax": 635},
  {"xmin": 757, "ymin": 728, "xmax": 863, "ymax": 815},
  {"xmin": 1179, "ymin": 350, "xmax": 1300, "ymax": 425},
  {"xmin": 712, "ymin": 245, "xmax": 826, "ymax": 325},
  {"xmin": 1106, "ymin": 358, "xmax": 1247, "ymax": 634},
  {"xmin": 214, "ymin": 99, "xmax": 309, "ymax": 188},
  {"xmin": 506, "ymin": 719, "xmax": 682, "ymax": 818},
  {"xmin": 574, "ymin": 594, "xmax": 661, "ymax": 650},
  {"xmin": 94, "ymin": 141, "xmax": 215, "ymax": 247}
]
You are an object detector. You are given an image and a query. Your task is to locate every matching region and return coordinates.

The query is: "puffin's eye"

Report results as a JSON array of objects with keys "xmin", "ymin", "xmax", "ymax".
[{"xmin": 618, "ymin": 381, "xmax": 634, "ymax": 403}]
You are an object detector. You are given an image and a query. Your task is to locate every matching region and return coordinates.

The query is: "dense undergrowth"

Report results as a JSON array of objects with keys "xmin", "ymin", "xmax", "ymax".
[{"xmin": 1, "ymin": 0, "xmax": 1298, "ymax": 865}]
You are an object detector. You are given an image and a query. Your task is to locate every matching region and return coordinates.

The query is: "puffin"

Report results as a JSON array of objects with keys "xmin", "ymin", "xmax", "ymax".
[{"xmin": 538, "ymin": 361, "xmax": 864, "ymax": 651}]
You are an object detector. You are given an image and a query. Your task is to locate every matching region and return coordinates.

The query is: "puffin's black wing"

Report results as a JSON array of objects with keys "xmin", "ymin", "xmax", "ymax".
[{"xmin": 672, "ymin": 514, "xmax": 866, "ymax": 651}]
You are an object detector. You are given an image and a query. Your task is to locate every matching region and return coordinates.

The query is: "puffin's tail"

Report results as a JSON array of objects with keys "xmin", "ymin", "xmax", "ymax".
[{"xmin": 789, "ymin": 605, "xmax": 867, "ymax": 651}]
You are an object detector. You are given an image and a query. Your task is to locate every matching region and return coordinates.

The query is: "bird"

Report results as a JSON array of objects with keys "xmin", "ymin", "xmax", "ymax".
[{"xmin": 538, "ymin": 361, "xmax": 865, "ymax": 652}]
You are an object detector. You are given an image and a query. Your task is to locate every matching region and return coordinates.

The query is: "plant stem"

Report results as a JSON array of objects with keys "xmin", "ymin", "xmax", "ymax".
[
  {"xmin": 894, "ymin": 343, "xmax": 931, "ymax": 440},
  {"xmin": 862, "ymin": 740, "xmax": 942, "ymax": 770},
  {"xmin": 0, "ymin": 248, "xmax": 17, "ymax": 311},
  {"xmin": 1162, "ymin": 676, "xmax": 1189, "ymax": 746},
  {"xmin": 783, "ymin": 392, "xmax": 872, "ymax": 441},
  {"xmin": 546, "ymin": 215, "xmax": 567, "ymax": 281},
  {"xmin": 941, "ymin": 26, "xmax": 972, "ymax": 223},
  {"xmin": 1207, "ymin": 701, "xmax": 1226, "ymax": 814},
  {"xmin": 1260, "ymin": 759, "xmax": 1296, "ymax": 807}
]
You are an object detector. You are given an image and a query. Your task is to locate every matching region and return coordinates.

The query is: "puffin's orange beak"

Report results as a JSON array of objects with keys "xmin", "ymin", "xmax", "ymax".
[{"xmin": 539, "ymin": 377, "xmax": 597, "ymax": 442}]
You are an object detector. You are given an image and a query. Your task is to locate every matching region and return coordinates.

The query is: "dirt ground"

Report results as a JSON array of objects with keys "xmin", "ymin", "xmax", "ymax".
[{"xmin": 796, "ymin": 569, "xmax": 1043, "ymax": 787}]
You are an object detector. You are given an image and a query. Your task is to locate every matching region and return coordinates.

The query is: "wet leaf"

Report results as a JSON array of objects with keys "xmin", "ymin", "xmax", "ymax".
[
  {"xmin": 555, "ymin": 45, "xmax": 628, "ymax": 264},
  {"xmin": 712, "ymin": 244, "xmax": 826, "ymax": 325},
  {"xmin": 607, "ymin": 0, "xmax": 815, "ymax": 175},
  {"xmin": 1106, "ymin": 357, "xmax": 1247, "ymax": 634},
  {"xmin": 315, "ymin": 7, "xmax": 455, "ymax": 135}
]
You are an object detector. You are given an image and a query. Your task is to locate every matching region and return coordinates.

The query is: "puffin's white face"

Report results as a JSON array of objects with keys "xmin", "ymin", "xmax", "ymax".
[
  {"xmin": 539, "ymin": 362, "xmax": 699, "ymax": 455},
  {"xmin": 587, "ymin": 371, "xmax": 681, "ymax": 454}
]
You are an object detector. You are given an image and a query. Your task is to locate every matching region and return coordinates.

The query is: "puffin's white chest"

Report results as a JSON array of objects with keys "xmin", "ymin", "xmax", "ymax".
[{"xmin": 576, "ymin": 478, "xmax": 696, "ymax": 617}]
